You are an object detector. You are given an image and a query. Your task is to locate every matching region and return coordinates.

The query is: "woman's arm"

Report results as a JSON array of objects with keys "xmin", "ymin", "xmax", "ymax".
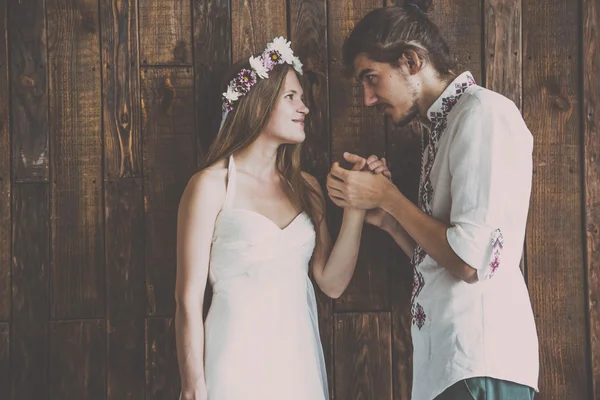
[
  {"xmin": 304, "ymin": 169, "xmax": 366, "ymax": 299},
  {"xmin": 175, "ymin": 169, "xmax": 225, "ymax": 400}
]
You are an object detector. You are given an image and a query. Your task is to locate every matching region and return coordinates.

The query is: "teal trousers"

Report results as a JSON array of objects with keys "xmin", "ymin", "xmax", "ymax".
[{"xmin": 435, "ymin": 377, "xmax": 535, "ymax": 400}]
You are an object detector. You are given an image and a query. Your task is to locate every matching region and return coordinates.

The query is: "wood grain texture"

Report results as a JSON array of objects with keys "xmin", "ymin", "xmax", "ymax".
[
  {"xmin": 329, "ymin": 0, "xmax": 389, "ymax": 312},
  {"xmin": 584, "ymin": 0, "xmax": 600, "ymax": 397},
  {"xmin": 484, "ymin": 0, "xmax": 522, "ymax": 108},
  {"xmin": 146, "ymin": 317, "xmax": 180, "ymax": 400},
  {"xmin": 139, "ymin": 0, "xmax": 192, "ymax": 65},
  {"xmin": 8, "ymin": 0, "xmax": 49, "ymax": 181},
  {"xmin": 428, "ymin": 0, "xmax": 483, "ymax": 82},
  {"xmin": 49, "ymin": 320, "xmax": 106, "ymax": 400},
  {"xmin": 335, "ymin": 312, "xmax": 393, "ymax": 400},
  {"xmin": 11, "ymin": 184, "xmax": 49, "ymax": 400},
  {"xmin": 193, "ymin": 0, "xmax": 231, "ymax": 162},
  {"xmin": 231, "ymin": 0, "xmax": 287, "ymax": 60},
  {"xmin": 101, "ymin": 0, "xmax": 142, "ymax": 178},
  {"xmin": 0, "ymin": 0, "xmax": 9, "ymax": 321},
  {"xmin": 523, "ymin": 0, "xmax": 589, "ymax": 398},
  {"xmin": 106, "ymin": 179, "xmax": 145, "ymax": 399},
  {"xmin": 0, "ymin": 323, "xmax": 8, "ymax": 395},
  {"xmin": 289, "ymin": 0, "xmax": 333, "ymax": 396},
  {"xmin": 47, "ymin": 0, "xmax": 104, "ymax": 319},
  {"xmin": 142, "ymin": 67, "xmax": 196, "ymax": 316}
]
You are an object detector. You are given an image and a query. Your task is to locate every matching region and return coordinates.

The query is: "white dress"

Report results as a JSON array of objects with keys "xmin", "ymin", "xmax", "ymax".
[{"xmin": 202, "ymin": 155, "xmax": 329, "ymax": 400}]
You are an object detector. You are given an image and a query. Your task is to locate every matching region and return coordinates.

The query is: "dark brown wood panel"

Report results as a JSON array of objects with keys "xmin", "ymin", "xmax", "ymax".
[
  {"xmin": 231, "ymin": 0, "xmax": 287, "ymax": 60},
  {"xmin": 335, "ymin": 312, "xmax": 393, "ymax": 400},
  {"xmin": 329, "ymin": 0, "xmax": 389, "ymax": 312},
  {"xmin": 584, "ymin": 0, "xmax": 600, "ymax": 397},
  {"xmin": 48, "ymin": 320, "xmax": 106, "ymax": 400},
  {"xmin": 193, "ymin": 0, "xmax": 231, "ymax": 162},
  {"xmin": 8, "ymin": 0, "xmax": 48, "ymax": 182},
  {"xmin": 11, "ymin": 184, "xmax": 49, "ymax": 400},
  {"xmin": 0, "ymin": 323, "xmax": 8, "ymax": 395},
  {"xmin": 146, "ymin": 317, "xmax": 180, "ymax": 400},
  {"xmin": 523, "ymin": 0, "xmax": 589, "ymax": 398},
  {"xmin": 142, "ymin": 67, "xmax": 196, "ymax": 316},
  {"xmin": 47, "ymin": 0, "xmax": 104, "ymax": 319},
  {"xmin": 429, "ymin": 0, "xmax": 483, "ymax": 82},
  {"xmin": 101, "ymin": 0, "xmax": 142, "ymax": 178},
  {"xmin": 139, "ymin": 0, "xmax": 192, "ymax": 66},
  {"xmin": 0, "ymin": 0, "xmax": 9, "ymax": 321},
  {"xmin": 289, "ymin": 0, "xmax": 333, "ymax": 395},
  {"xmin": 484, "ymin": 0, "xmax": 522, "ymax": 108},
  {"xmin": 106, "ymin": 179, "xmax": 145, "ymax": 399}
]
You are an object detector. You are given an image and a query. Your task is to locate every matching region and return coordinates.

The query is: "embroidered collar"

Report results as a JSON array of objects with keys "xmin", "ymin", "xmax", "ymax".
[{"xmin": 426, "ymin": 71, "xmax": 476, "ymax": 123}]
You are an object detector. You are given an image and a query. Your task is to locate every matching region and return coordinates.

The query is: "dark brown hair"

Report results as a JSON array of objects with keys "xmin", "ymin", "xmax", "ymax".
[
  {"xmin": 202, "ymin": 56, "xmax": 323, "ymax": 232},
  {"xmin": 342, "ymin": 1, "xmax": 456, "ymax": 78}
]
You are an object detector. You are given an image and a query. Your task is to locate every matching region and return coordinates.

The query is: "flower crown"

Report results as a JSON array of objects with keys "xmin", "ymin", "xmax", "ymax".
[{"xmin": 222, "ymin": 37, "xmax": 303, "ymax": 113}]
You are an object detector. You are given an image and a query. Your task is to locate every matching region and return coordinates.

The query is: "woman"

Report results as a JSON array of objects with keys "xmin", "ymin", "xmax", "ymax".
[{"xmin": 175, "ymin": 37, "xmax": 389, "ymax": 400}]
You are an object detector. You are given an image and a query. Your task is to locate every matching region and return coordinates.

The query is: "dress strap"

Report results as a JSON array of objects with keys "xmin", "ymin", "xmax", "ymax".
[{"xmin": 222, "ymin": 155, "xmax": 237, "ymax": 209}]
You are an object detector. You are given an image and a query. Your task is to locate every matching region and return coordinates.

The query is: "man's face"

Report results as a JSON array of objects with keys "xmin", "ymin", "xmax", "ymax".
[{"xmin": 353, "ymin": 53, "xmax": 419, "ymax": 127}]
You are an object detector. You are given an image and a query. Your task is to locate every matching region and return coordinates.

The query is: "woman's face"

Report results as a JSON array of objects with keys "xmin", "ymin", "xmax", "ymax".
[{"xmin": 262, "ymin": 69, "xmax": 309, "ymax": 144}]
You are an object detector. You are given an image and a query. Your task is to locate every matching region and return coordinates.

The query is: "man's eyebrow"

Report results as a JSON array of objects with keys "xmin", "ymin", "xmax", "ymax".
[{"xmin": 356, "ymin": 68, "xmax": 374, "ymax": 82}]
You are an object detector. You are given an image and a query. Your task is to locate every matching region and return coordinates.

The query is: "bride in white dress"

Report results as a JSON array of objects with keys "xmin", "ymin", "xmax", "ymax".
[{"xmin": 175, "ymin": 37, "xmax": 390, "ymax": 400}]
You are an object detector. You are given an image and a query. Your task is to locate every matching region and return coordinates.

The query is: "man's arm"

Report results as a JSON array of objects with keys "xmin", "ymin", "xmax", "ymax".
[
  {"xmin": 380, "ymin": 186, "xmax": 477, "ymax": 283},
  {"xmin": 327, "ymin": 164, "xmax": 477, "ymax": 283}
]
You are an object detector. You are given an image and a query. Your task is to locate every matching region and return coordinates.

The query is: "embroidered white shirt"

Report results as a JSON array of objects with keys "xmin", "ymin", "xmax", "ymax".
[{"xmin": 409, "ymin": 72, "xmax": 539, "ymax": 400}]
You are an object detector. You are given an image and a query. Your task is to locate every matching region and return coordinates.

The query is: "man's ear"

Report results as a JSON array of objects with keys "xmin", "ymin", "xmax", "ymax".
[{"xmin": 399, "ymin": 49, "xmax": 424, "ymax": 75}]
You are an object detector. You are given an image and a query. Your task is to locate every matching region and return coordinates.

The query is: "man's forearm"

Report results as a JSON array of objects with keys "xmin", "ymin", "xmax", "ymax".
[
  {"xmin": 380, "ymin": 187, "xmax": 477, "ymax": 283},
  {"xmin": 380, "ymin": 213, "xmax": 417, "ymax": 259}
]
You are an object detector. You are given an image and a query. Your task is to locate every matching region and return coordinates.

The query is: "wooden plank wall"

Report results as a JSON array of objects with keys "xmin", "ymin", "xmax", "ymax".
[{"xmin": 0, "ymin": 0, "xmax": 597, "ymax": 399}]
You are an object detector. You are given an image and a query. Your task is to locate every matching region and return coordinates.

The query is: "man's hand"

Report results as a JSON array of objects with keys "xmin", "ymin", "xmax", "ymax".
[
  {"xmin": 327, "ymin": 152, "xmax": 397, "ymax": 210},
  {"xmin": 341, "ymin": 153, "xmax": 393, "ymax": 228}
]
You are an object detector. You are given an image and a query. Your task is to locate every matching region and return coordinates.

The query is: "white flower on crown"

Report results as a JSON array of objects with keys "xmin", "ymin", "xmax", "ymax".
[
  {"xmin": 267, "ymin": 36, "xmax": 303, "ymax": 75},
  {"xmin": 249, "ymin": 55, "xmax": 269, "ymax": 79},
  {"xmin": 223, "ymin": 85, "xmax": 239, "ymax": 102},
  {"xmin": 292, "ymin": 57, "xmax": 303, "ymax": 74},
  {"xmin": 268, "ymin": 37, "xmax": 294, "ymax": 63}
]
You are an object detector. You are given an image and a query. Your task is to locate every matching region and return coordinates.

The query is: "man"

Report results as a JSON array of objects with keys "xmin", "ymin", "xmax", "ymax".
[{"xmin": 326, "ymin": 3, "xmax": 539, "ymax": 400}]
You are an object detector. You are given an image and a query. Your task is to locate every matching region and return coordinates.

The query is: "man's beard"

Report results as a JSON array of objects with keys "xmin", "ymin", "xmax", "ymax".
[{"xmin": 393, "ymin": 100, "xmax": 420, "ymax": 127}]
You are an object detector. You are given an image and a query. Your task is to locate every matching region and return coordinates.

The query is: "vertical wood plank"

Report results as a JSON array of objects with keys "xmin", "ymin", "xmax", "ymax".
[
  {"xmin": 193, "ymin": 0, "xmax": 231, "ymax": 162},
  {"xmin": 584, "ymin": 0, "xmax": 600, "ymax": 397},
  {"xmin": 329, "ymin": 0, "xmax": 389, "ymax": 312},
  {"xmin": 146, "ymin": 317, "xmax": 180, "ymax": 400},
  {"xmin": 335, "ymin": 312, "xmax": 392, "ymax": 400},
  {"xmin": 139, "ymin": 0, "xmax": 192, "ymax": 66},
  {"xmin": 231, "ymin": 0, "xmax": 287, "ymax": 60},
  {"xmin": 0, "ymin": 323, "xmax": 8, "ymax": 394},
  {"xmin": 429, "ymin": 0, "xmax": 483, "ymax": 82},
  {"xmin": 142, "ymin": 67, "xmax": 196, "ymax": 316},
  {"xmin": 101, "ymin": 0, "xmax": 142, "ymax": 178},
  {"xmin": 8, "ymin": 0, "xmax": 49, "ymax": 182},
  {"xmin": 484, "ymin": 0, "xmax": 522, "ymax": 108},
  {"xmin": 47, "ymin": 0, "xmax": 104, "ymax": 319},
  {"xmin": 289, "ymin": 0, "xmax": 333, "ymax": 396},
  {"xmin": 11, "ymin": 184, "xmax": 49, "ymax": 400},
  {"xmin": 106, "ymin": 179, "xmax": 145, "ymax": 399},
  {"xmin": 484, "ymin": 0, "xmax": 526, "ymax": 276},
  {"xmin": 0, "ymin": 0, "xmax": 9, "ymax": 321},
  {"xmin": 49, "ymin": 320, "xmax": 106, "ymax": 400},
  {"xmin": 523, "ymin": 0, "xmax": 589, "ymax": 398}
]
